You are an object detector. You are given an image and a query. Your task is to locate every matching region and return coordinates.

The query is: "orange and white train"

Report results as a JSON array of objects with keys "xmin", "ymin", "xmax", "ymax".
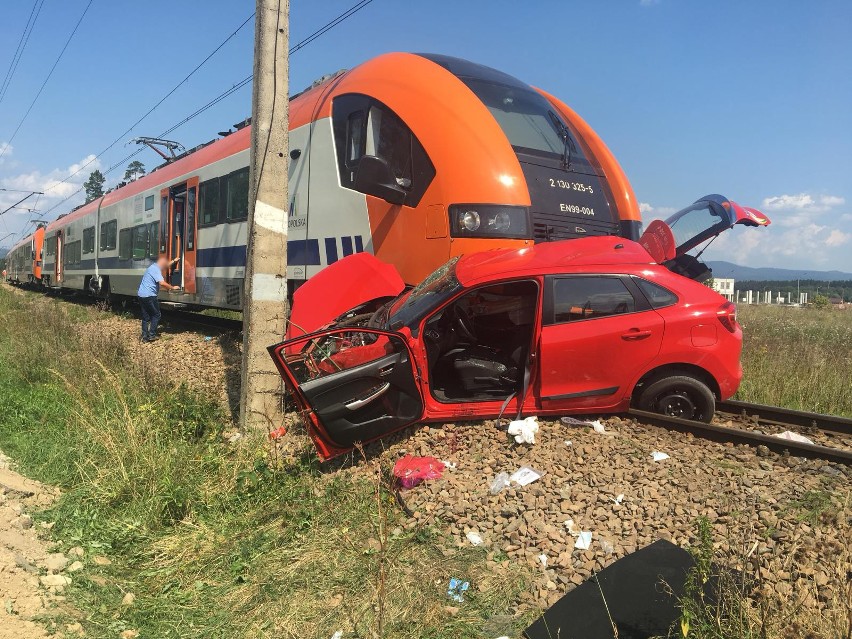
[{"xmin": 5, "ymin": 53, "xmax": 643, "ymax": 307}]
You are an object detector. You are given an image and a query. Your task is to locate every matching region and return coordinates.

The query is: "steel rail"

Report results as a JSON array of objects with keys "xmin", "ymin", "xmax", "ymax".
[
  {"xmin": 628, "ymin": 408, "xmax": 852, "ymax": 466},
  {"xmin": 716, "ymin": 400, "xmax": 852, "ymax": 436},
  {"xmin": 159, "ymin": 307, "xmax": 243, "ymax": 333}
]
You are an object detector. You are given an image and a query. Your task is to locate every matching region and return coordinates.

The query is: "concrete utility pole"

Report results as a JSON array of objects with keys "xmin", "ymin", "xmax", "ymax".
[{"xmin": 240, "ymin": 0, "xmax": 290, "ymax": 431}]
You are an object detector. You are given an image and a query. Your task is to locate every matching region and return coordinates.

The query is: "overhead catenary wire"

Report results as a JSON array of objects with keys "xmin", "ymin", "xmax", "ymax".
[
  {"xmin": 0, "ymin": 0, "xmax": 46, "ymax": 105},
  {"xmin": 22, "ymin": 0, "xmax": 379, "ymax": 236},
  {"xmin": 0, "ymin": 0, "xmax": 94, "ymax": 162},
  {"xmin": 42, "ymin": 11, "xmax": 256, "ymax": 195}
]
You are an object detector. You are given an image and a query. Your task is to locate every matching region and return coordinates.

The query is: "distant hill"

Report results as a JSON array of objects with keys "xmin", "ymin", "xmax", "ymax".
[{"xmin": 706, "ymin": 261, "xmax": 852, "ymax": 281}]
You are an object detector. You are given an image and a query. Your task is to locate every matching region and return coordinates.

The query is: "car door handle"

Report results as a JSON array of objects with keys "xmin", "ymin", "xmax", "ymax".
[
  {"xmin": 621, "ymin": 329, "xmax": 652, "ymax": 340},
  {"xmin": 345, "ymin": 382, "xmax": 390, "ymax": 410}
]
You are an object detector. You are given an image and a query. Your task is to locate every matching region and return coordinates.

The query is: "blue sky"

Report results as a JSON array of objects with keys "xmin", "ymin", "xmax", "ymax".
[{"xmin": 1, "ymin": 0, "xmax": 850, "ymax": 270}]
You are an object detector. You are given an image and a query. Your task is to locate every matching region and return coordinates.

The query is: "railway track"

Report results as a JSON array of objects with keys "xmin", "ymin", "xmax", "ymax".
[
  {"xmin": 159, "ymin": 306, "xmax": 243, "ymax": 333},
  {"xmin": 629, "ymin": 403, "xmax": 852, "ymax": 465}
]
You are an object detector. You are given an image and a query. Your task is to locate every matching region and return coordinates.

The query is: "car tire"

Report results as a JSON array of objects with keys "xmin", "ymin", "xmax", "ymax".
[{"xmin": 637, "ymin": 374, "xmax": 715, "ymax": 423}]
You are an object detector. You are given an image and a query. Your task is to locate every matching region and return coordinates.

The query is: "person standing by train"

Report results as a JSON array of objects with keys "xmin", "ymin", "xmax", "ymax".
[{"xmin": 138, "ymin": 255, "xmax": 180, "ymax": 342}]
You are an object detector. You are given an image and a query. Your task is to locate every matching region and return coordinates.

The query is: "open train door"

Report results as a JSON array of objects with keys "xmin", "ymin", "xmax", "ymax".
[
  {"xmin": 55, "ymin": 230, "xmax": 63, "ymax": 284},
  {"xmin": 160, "ymin": 178, "xmax": 198, "ymax": 294}
]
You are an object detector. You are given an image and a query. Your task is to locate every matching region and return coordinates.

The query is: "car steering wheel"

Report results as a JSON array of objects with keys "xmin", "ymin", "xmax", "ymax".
[{"xmin": 453, "ymin": 304, "xmax": 477, "ymax": 343}]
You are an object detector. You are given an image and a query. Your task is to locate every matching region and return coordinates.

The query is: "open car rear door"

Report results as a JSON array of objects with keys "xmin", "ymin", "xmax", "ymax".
[
  {"xmin": 641, "ymin": 194, "xmax": 770, "ymax": 282},
  {"xmin": 268, "ymin": 328, "xmax": 424, "ymax": 460}
]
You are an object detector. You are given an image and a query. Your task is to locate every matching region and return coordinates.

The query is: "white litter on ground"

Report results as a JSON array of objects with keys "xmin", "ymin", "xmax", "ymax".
[
  {"xmin": 564, "ymin": 518, "xmax": 580, "ymax": 535},
  {"xmin": 489, "ymin": 472, "xmax": 511, "ymax": 495},
  {"xmin": 441, "ymin": 460, "xmax": 457, "ymax": 470},
  {"xmin": 612, "ymin": 493, "xmax": 625, "ymax": 504},
  {"xmin": 651, "ymin": 451, "xmax": 670, "ymax": 462},
  {"xmin": 510, "ymin": 466, "xmax": 543, "ymax": 486},
  {"xmin": 507, "ymin": 416, "xmax": 539, "ymax": 444},
  {"xmin": 773, "ymin": 430, "xmax": 815, "ymax": 445},
  {"xmin": 574, "ymin": 531, "xmax": 592, "ymax": 550},
  {"xmin": 600, "ymin": 539, "xmax": 614, "ymax": 556},
  {"xmin": 590, "ymin": 420, "xmax": 607, "ymax": 434},
  {"xmin": 331, "ymin": 632, "xmax": 343, "ymax": 639},
  {"xmin": 564, "ymin": 440, "xmax": 573, "ymax": 447},
  {"xmin": 465, "ymin": 531, "xmax": 483, "ymax": 546},
  {"xmin": 537, "ymin": 553, "xmax": 548, "ymax": 568}
]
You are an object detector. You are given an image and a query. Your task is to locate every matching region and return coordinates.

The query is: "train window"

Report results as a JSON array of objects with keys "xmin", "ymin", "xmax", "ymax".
[
  {"xmin": 148, "ymin": 222, "xmax": 159, "ymax": 260},
  {"xmin": 145, "ymin": 195, "xmax": 155, "ymax": 211},
  {"xmin": 118, "ymin": 228, "xmax": 132, "ymax": 261},
  {"xmin": 65, "ymin": 241, "xmax": 81, "ymax": 266},
  {"xmin": 46, "ymin": 235, "xmax": 55, "ymax": 256},
  {"xmin": 100, "ymin": 220, "xmax": 117, "ymax": 251},
  {"xmin": 199, "ymin": 179, "xmax": 221, "ymax": 226},
  {"xmin": 332, "ymin": 94, "xmax": 435, "ymax": 207},
  {"xmin": 131, "ymin": 225, "xmax": 147, "ymax": 260},
  {"xmin": 551, "ymin": 277, "xmax": 636, "ymax": 323},
  {"xmin": 186, "ymin": 187, "xmax": 196, "ymax": 250},
  {"xmin": 160, "ymin": 196, "xmax": 168, "ymax": 253},
  {"xmin": 346, "ymin": 111, "xmax": 365, "ymax": 167},
  {"xmin": 83, "ymin": 227, "xmax": 95, "ymax": 254},
  {"xmin": 226, "ymin": 168, "xmax": 249, "ymax": 221}
]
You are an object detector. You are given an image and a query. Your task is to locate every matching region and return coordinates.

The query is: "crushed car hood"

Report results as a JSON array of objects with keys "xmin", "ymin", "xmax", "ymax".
[{"xmin": 287, "ymin": 252, "xmax": 405, "ymax": 339}]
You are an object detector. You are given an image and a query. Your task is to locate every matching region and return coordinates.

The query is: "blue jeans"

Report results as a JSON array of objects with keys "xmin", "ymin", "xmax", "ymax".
[{"xmin": 139, "ymin": 296, "xmax": 161, "ymax": 340}]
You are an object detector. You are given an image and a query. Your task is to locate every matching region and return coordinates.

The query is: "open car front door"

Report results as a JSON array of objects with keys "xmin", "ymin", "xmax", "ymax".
[
  {"xmin": 640, "ymin": 194, "xmax": 771, "ymax": 282},
  {"xmin": 268, "ymin": 328, "xmax": 424, "ymax": 460}
]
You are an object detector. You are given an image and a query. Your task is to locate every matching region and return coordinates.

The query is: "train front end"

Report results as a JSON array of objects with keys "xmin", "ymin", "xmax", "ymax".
[
  {"xmin": 418, "ymin": 54, "xmax": 642, "ymax": 246},
  {"xmin": 322, "ymin": 53, "xmax": 642, "ymax": 285}
]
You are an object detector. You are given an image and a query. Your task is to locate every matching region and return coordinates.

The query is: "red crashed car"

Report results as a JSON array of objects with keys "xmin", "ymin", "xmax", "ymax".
[{"xmin": 270, "ymin": 195, "xmax": 770, "ymax": 460}]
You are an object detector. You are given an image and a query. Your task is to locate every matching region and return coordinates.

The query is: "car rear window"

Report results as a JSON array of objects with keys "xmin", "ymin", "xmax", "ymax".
[
  {"xmin": 634, "ymin": 277, "xmax": 678, "ymax": 309},
  {"xmin": 552, "ymin": 277, "xmax": 636, "ymax": 323}
]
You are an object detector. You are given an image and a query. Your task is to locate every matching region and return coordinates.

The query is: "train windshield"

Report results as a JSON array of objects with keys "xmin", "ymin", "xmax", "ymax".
[{"xmin": 462, "ymin": 78, "xmax": 586, "ymax": 161}]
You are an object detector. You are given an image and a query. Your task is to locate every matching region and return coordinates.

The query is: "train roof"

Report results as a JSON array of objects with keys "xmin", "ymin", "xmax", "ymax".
[{"xmin": 42, "ymin": 64, "xmax": 355, "ymax": 233}]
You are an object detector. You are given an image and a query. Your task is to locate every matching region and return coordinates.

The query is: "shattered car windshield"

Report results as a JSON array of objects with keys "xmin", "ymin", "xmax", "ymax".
[{"xmin": 388, "ymin": 256, "xmax": 462, "ymax": 329}]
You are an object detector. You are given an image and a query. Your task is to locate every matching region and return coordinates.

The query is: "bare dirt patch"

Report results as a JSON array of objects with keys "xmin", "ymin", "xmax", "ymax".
[{"xmin": 0, "ymin": 451, "xmax": 71, "ymax": 639}]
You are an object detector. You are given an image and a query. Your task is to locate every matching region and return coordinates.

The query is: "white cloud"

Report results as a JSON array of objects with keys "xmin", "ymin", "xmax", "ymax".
[
  {"xmin": 820, "ymin": 195, "xmax": 846, "ymax": 208},
  {"xmin": 638, "ymin": 202, "xmax": 676, "ymax": 221},
  {"xmin": 0, "ymin": 142, "xmax": 15, "ymax": 168},
  {"xmin": 761, "ymin": 192, "xmax": 845, "ymax": 213},
  {"xmin": 0, "ymin": 153, "xmax": 100, "ymax": 242},
  {"xmin": 825, "ymin": 229, "xmax": 851, "ymax": 247},
  {"xmin": 762, "ymin": 193, "xmax": 816, "ymax": 211}
]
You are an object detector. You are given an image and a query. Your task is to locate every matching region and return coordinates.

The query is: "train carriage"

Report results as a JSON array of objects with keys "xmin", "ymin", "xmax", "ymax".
[
  {"xmin": 34, "ymin": 52, "xmax": 644, "ymax": 308},
  {"xmin": 4, "ymin": 226, "xmax": 44, "ymax": 285}
]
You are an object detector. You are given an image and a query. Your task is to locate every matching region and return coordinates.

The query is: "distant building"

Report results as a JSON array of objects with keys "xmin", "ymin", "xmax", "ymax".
[{"xmin": 711, "ymin": 278, "xmax": 735, "ymax": 301}]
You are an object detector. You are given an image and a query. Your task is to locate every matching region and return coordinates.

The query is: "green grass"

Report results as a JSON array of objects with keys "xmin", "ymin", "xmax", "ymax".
[
  {"xmin": 0, "ymin": 286, "xmax": 529, "ymax": 638},
  {"xmin": 736, "ymin": 305, "xmax": 852, "ymax": 417}
]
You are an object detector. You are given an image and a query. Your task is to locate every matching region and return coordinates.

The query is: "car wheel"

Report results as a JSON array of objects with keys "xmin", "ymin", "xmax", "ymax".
[{"xmin": 637, "ymin": 375, "xmax": 715, "ymax": 423}]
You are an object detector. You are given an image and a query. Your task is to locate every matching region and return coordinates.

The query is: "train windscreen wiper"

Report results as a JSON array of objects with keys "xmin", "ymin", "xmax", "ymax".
[{"xmin": 550, "ymin": 111, "xmax": 573, "ymax": 169}]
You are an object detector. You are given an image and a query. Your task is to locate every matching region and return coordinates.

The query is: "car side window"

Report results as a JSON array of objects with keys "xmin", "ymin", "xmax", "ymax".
[
  {"xmin": 552, "ymin": 277, "xmax": 636, "ymax": 323},
  {"xmin": 634, "ymin": 277, "xmax": 678, "ymax": 309},
  {"xmin": 332, "ymin": 93, "xmax": 435, "ymax": 206}
]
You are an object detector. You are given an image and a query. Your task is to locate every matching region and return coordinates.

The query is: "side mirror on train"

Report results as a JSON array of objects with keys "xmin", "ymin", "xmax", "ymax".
[{"xmin": 353, "ymin": 155, "xmax": 407, "ymax": 206}]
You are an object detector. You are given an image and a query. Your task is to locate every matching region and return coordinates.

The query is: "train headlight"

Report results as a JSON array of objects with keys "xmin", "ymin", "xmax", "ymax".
[
  {"xmin": 489, "ymin": 211, "xmax": 512, "ymax": 232},
  {"xmin": 449, "ymin": 205, "xmax": 530, "ymax": 239},
  {"xmin": 460, "ymin": 210, "xmax": 481, "ymax": 231}
]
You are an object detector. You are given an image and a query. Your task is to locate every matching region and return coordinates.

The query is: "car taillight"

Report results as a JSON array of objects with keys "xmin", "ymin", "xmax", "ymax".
[{"xmin": 716, "ymin": 301, "xmax": 738, "ymax": 333}]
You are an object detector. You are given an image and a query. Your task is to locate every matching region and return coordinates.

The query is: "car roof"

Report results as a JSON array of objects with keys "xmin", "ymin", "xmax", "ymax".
[{"xmin": 454, "ymin": 236, "xmax": 654, "ymax": 285}]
